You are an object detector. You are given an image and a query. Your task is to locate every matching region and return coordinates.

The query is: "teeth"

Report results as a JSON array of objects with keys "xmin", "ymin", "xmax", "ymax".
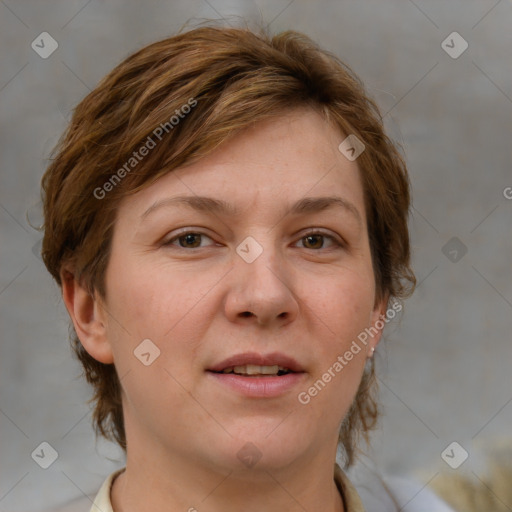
[
  {"xmin": 222, "ymin": 364, "xmax": 290, "ymax": 376},
  {"xmin": 236, "ymin": 364, "xmax": 279, "ymax": 375}
]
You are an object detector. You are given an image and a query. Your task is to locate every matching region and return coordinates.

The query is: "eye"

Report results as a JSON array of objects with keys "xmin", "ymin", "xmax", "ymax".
[
  {"xmin": 162, "ymin": 229, "xmax": 344, "ymax": 251},
  {"xmin": 163, "ymin": 231, "xmax": 215, "ymax": 249},
  {"xmin": 296, "ymin": 231, "xmax": 344, "ymax": 250}
]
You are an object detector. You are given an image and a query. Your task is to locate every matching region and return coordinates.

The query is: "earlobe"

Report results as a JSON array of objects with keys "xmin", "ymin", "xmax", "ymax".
[
  {"xmin": 367, "ymin": 294, "xmax": 389, "ymax": 356},
  {"xmin": 61, "ymin": 268, "xmax": 114, "ymax": 364}
]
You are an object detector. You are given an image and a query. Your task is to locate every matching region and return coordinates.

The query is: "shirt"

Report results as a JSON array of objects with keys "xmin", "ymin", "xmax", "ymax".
[
  {"xmin": 88, "ymin": 465, "xmax": 366, "ymax": 512},
  {"xmin": 51, "ymin": 462, "xmax": 455, "ymax": 512}
]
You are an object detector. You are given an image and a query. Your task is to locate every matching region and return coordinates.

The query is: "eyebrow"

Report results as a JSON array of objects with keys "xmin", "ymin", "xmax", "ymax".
[{"xmin": 141, "ymin": 195, "xmax": 362, "ymax": 225}]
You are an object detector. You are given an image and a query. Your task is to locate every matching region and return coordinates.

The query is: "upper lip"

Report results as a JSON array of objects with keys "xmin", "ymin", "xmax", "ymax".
[{"xmin": 208, "ymin": 352, "xmax": 305, "ymax": 373}]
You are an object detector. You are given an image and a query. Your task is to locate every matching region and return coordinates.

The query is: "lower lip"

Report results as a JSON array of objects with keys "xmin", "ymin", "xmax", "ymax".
[{"xmin": 207, "ymin": 371, "xmax": 305, "ymax": 398}]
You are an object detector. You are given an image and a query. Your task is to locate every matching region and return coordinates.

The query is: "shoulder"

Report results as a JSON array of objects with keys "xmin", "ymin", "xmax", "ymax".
[
  {"xmin": 39, "ymin": 468, "xmax": 123, "ymax": 512},
  {"xmin": 377, "ymin": 475, "xmax": 457, "ymax": 512},
  {"xmin": 346, "ymin": 462, "xmax": 457, "ymax": 512},
  {"xmin": 41, "ymin": 495, "xmax": 93, "ymax": 512}
]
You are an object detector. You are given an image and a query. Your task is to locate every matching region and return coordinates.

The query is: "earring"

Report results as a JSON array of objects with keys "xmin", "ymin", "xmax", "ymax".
[{"xmin": 369, "ymin": 347, "xmax": 375, "ymax": 357}]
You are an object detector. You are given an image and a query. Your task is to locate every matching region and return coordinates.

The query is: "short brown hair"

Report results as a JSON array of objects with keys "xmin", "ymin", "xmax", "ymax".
[{"xmin": 41, "ymin": 24, "xmax": 415, "ymax": 467}]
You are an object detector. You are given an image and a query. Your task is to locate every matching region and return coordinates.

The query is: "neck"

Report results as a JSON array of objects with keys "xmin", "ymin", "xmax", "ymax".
[{"xmin": 111, "ymin": 444, "xmax": 345, "ymax": 512}]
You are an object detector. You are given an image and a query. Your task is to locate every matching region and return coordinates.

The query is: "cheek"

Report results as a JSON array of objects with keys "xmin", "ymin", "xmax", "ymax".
[
  {"xmin": 299, "ymin": 268, "xmax": 375, "ymax": 409},
  {"xmin": 106, "ymin": 258, "xmax": 210, "ymax": 337},
  {"xmin": 310, "ymin": 268, "xmax": 376, "ymax": 346},
  {"xmin": 102, "ymin": 263, "xmax": 210, "ymax": 424},
  {"xmin": 103, "ymin": 259, "xmax": 221, "ymax": 380}
]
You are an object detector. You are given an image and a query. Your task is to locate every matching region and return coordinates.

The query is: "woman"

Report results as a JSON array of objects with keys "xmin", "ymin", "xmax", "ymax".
[{"xmin": 41, "ymin": 24, "xmax": 448, "ymax": 512}]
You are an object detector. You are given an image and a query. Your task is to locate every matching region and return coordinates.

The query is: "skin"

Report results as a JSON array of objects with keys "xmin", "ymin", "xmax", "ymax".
[{"xmin": 62, "ymin": 107, "xmax": 387, "ymax": 512}]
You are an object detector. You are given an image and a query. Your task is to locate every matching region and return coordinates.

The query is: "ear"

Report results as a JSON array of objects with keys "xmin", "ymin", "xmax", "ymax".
[
  {"xmin": 60, "ymin": 268, "xmax": 114, "ymax": 364},
  {"xmin": 367, "ymin": 293, "xmax": 390, "ymax": 356}
]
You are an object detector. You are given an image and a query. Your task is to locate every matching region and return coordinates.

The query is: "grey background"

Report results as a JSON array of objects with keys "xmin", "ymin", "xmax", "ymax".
[{"xmin": 1, "ymin": 1, "xmax": 511, "ymax": 511}]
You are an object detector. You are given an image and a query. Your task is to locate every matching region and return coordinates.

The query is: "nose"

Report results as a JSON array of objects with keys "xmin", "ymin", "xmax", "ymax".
[{"xmin": 223, "ymin": 241, "xmax": 299, "ymax": 328}]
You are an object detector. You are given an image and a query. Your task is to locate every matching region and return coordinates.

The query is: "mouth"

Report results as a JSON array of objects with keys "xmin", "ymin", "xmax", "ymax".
[
  {"xmin": 206, "ymin": 352, "xmax": 306, "ymax": 397},
  {"xmin": 213, "ymin": 364, "xmax": 294, "ymax": 377},
  {"xmin": 207, "ymin": 352, "xmax": 304, "ymax": 375}
]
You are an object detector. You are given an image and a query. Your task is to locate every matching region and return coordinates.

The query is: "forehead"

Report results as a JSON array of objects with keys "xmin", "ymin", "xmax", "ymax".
[{"xmin": 118, "ymin": 108, "xmax": 367, "ymax": 225}]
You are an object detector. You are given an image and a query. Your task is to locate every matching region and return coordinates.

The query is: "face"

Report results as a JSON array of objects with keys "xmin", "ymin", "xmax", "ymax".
[{"xmin": 95, "ymin": 108, "xmax": 386, "ymax": 472}]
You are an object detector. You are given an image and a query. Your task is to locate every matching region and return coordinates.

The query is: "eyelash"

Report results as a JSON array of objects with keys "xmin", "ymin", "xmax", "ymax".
[{"xmin": 162, "ymin": 229, "xmax": 345, "ymax": 251}]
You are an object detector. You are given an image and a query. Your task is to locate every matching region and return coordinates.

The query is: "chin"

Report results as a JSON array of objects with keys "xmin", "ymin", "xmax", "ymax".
[{"xmin": 210, "ymin": 423, "xmax": 313, "ymax": 473}]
